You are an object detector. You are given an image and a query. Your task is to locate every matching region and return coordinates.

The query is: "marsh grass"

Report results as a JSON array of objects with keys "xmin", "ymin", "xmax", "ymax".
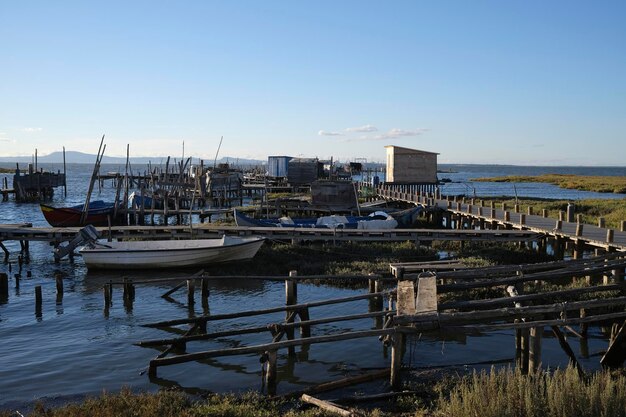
[
  {"xmin": 472, "ymin": 174, "xmax": 626, "ymax": 194},
  {"xmin": 436, "ymin": 367, "xmax": 626, "ymax": 417},
  {"xmin": 205, "ymin": 240, "xmax": 436, "ymax": 279},
  {"xmin": 11, "ymin": 368, "xmax": 626, "ymax": 417}
]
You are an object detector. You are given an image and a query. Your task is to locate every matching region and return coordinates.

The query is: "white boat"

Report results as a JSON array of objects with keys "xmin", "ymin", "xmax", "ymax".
[{"xmin": 79, "ymin": 236, "xmax": 265, "ymax": 270}]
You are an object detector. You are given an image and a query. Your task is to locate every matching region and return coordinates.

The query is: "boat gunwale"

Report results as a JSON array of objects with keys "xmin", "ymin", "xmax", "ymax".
[{"xmin": 79, "ymin": 237, "xmax": 266, "ymax": 254}]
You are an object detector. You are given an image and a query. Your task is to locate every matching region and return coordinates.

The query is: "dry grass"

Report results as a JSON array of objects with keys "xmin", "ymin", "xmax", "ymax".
[
  {"xmin": 8, "ymin": 368, "xmax": 626, "ymax": 416},
  {"xmin": 435, "ymin": 367, "xmax": 626, "ymax": 417}
]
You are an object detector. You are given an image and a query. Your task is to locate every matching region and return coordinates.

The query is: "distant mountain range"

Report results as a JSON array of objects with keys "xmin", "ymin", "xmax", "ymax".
[{"xmin": 0, "ymin": 151, "xmax": 265, "ymax": 166}]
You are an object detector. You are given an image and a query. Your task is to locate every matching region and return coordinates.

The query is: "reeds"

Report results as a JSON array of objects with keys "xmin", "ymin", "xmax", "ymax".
[{"xmin": 435, "ymin": 367, "xmax": 626, "ymax": 417}]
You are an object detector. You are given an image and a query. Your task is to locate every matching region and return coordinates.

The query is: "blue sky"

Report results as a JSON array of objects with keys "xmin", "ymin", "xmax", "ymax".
[{"xmin": 1, "ymin": 1, "xmax": 625, "ymax": 165}]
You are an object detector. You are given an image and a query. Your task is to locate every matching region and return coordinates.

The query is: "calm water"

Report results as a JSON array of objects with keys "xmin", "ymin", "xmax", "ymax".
[{"xmin": 0, "ymin": 163, "xmax": 624, "ymax": 408}]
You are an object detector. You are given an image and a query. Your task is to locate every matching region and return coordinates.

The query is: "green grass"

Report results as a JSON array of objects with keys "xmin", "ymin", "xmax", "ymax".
[
  {"xmin": 472, "ymin": 174, "xmax": 626, "ymax": 194},
  {"xmin": 0, "ymin": 167, "xmax": 12, "ymax": 174}
]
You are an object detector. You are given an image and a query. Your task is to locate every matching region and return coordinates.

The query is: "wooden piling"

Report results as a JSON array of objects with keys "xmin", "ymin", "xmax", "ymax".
[
  {"xmin": 201, "ymin": 278, "xmax": 210, "ymax": 300},
  {"xmin": 35, "ymin": 285, "xmax": 42, "ymax": 315},
  {"xmin": 529, "ymin": 326, "xmax": 542, "ymax": 371},
  {"xmin": 286, "ymin": 270, "xmax": 298, "ymax": 356},
  {"xmin": 55, "ymin": 274, "xmax": 63, "ymax": 295},
  {"xmin": 103, "ymin": 284, "xmax": 112, "ymax": 307},
  {"xmin": 187, "ymin": 279, "xmax": 195, "ymax": 306},
  {"xmin": 265, "ymin": 349, "xmax": 278, "ymax": 395},
  {"xmin": 390, "ymin": 331, "xmax": 405, "ymax": 389},
  {"xmin": 0, "ymin": 272, "xmax": 8, "ymax": 300}
]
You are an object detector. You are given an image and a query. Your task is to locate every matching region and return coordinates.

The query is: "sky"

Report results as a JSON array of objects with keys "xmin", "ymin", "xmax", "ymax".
[{"xmin": 1, "ymin": 1, "xmax": 625, "ymax": 165}]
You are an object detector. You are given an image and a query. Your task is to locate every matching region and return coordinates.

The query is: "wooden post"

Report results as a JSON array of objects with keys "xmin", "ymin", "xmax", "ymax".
[
  {"xmin": 579, "ymin": 308, "xmax": 588, "ymax": 337},
  {"xmin": 299, "ymin": 307, "xmax": 311, "ymax": 338},
  {"xmin": 0, "ymin": 272, "xmax": 8, "ymax": 301},
  {"xmin": 576, "ymin": 223, "xmax": 584, "ymax": 237},
  {"xmin": 35, "ymin": 285, "xmax": 42, "ymax": 316},
  {"xmin": 519, "ymin": 328, "xmax": 529, "ymax": 374},
  {"xmin": 286, "ymin": 271, "xmax": 298, "ymax": 356},
  {"xmin": 542, "ymin": 209, "xmax": 548, "ymax": 218},
  {"xmin": 529, "ymin": 327, "xmax": 542, "ymax": 372},
  {"xmin": 527, "ymin": 206, "xmax": 533, "ymax": 216},
  {"xmin": 519, "ymin": 213, "xmax": 526, "ymax": 226},
  {"xmin": 103, "ymin": 284, "xmax": 112, "ymax": 307},
  {"xmin": 265, "ymin": 349, "xmax": 278, "ymax": 395},
  {"xmin": 201, "ymin": 278, "xmax": 210, "ymax": 300},
  {"xmin": 286, "ymin": 271, "xmax": 298, "ymax": 305},
  {"xmin": 598, "ymin": 217, "xmax": 605, "ymax": 228},
  {"xmin": 55, "ymin": 274, "xmax": 63, "ymax": 301},
  {"xmin": 621, "ymin": 220, "xmax": 626, "ymax": 232},
  {"xmin": 187, "ymin": 279, "xmax": 195, "ymax": 306},
  {"xmin": 607, "ymin": 229, "xmax": 614, "ymax": 243},
  {"xmin": 390, "ymin": 331, "xmax": 406, "ymax": 389}
]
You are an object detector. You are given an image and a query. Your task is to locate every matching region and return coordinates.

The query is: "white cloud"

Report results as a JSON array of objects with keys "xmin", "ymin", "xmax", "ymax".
[
  {"xmin": 21, "ymin": 127, "xmax": 43, "ymax": 132},
  {"xmin": 345, "ymin": 124, "xmax": 378, "ymax": 133},
  {"xmin": 318, "ymin": 130, "xmax": 344, "ymax": 136},
  {"xmin": 342, "ymin": 128, "xmax": 429, "ymax": 142}
]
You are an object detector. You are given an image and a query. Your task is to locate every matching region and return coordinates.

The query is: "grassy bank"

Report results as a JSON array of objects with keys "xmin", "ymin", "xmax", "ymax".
[
  {"xmin": 9, "ymin": 367, "xmax": 626, "ymax": 417},
  {"xmin": 472, "ymin": 174, "xmax": 626, "ymax": 194},
  {"xmin": 0, "ymin": 167, "xmax": 12, "ymax": 174}
]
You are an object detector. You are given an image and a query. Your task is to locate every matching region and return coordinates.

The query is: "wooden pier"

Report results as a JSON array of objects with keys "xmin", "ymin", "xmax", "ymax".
[
  {"xmin": 371, "ymin": 184, "xmax": 626, "ymax": 252},
  {"xmin": 128, "ymin": 250, "xmax": 626, "ymax": 394},
  {"xmin": 0, "ymin": 223, "xmax": 539, "ymax": 254}
]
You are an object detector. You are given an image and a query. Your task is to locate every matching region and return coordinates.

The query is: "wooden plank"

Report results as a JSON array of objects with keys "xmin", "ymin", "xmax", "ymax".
[
  {"xmin": 301, "ymin": 394, "xmax": 354, "ymax": 417},
  {"xmin": 396, "ymin": 281, "xmax": 416, "ymax": 316},
  {"xmin": 416, "ymin": 276, "xmax": 437, "ymax": 313}
]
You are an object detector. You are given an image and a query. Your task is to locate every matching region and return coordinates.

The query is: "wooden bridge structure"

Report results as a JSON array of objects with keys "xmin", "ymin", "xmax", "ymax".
[
  {"xmin": 0, "ymin": 223, "xmax": 538, "ymax": 259},
  {"xmin": 371, "ymin": 184, "xmax": 626, "ymax": 253}
]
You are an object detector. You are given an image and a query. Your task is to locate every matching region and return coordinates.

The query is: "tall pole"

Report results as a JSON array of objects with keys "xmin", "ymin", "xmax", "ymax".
[{"xmin": 63, "ymin": 146, "xmax": 67, "ymax": 197}]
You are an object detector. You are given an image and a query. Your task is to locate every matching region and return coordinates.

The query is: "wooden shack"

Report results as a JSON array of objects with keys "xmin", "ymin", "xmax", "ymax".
[
  {"xmin": 287, "ymin": 158, "xmax": 322, "ymax": 185},
  {"xmin": 385, "ymin": 146, "xmax": 438, "ymax": 184},
  {"xmin": 311, "ymin": 180, "xmax": 357, "ymax": 209},
  {"xmin": 12, "ymin": 164, "xmax": 66, "ymax": 202}
]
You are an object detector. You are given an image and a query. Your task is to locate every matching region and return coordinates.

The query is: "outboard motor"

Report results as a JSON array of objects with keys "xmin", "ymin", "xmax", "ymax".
[{"xmin": 54, "ymin": 225, "xmax": 100, "ymax": 261}]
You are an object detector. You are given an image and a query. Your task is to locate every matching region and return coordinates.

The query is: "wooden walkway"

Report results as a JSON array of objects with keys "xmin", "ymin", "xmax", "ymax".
[
  {"xmin": 0, "ymin": 223, "xmax": 538, "ymax": 246},
  {"xmin": 376, "ymin": 187, "xmax": 626, "ymax": 251}
]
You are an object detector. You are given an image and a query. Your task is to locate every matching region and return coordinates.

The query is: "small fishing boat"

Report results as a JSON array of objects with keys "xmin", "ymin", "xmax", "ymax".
[
  {"xmin": 79, "ymin": 236, "xmax": 265, "ymax": 270},
  {"xmin": 129, "ymin": 191, "xmax": 164, "ymax": 210},
  {"xmin": 233, "ymin": 209, "xmax": 400, "ymax": 229},
  {"xmin": 40, "ymin": 200, "xmax": 117, "ymax": 227}
]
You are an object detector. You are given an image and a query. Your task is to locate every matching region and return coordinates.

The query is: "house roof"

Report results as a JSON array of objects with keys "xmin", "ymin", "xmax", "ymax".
[{"xmin": 384, "ymin": 145, "xmax": 439, "ymax": 155}]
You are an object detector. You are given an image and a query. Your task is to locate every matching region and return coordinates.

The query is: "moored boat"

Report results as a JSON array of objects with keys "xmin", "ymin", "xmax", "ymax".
[
  {"xmin": 233, "ymin": 209, "xmax": 400, "ymax": 229},
  {"xmin": 40, "ymin": 200, "xmax": 117, "ymax": 227},
  {"xmin": 79, "ymin": 236, "xmax": 265, "ymax": 269}
]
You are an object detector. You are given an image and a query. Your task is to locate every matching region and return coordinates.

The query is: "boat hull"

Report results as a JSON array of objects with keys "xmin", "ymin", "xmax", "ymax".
[
  {"xmin": 79, "ymin": 236, "xmax": 265, "ymax": 269},
  {"xmin": 40, "ymin": 201, "xmax": 116, "ymax": 227}
]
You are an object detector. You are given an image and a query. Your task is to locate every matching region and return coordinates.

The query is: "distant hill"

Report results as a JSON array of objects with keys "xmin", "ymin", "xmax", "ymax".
[{"xmin": 0, "ymin": 151, "xmax": 265, "ymax": 166}]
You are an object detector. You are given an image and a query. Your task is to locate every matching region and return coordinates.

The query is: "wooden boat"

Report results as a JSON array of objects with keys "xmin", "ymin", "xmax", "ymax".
[
  {"xmin": 233, "ymin": 209, "xmax": 400, "ymax": 229},
  {"xmin": 79, "ymin": 236, "xmax": 265, "ymax": 269},
  {"xmin": 129, "ymin": 191, "xmax": 164, "ymax": 210},
  {"xmin": 40, "ymin": 200, "xmax": 116, "ymax": 227}
]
